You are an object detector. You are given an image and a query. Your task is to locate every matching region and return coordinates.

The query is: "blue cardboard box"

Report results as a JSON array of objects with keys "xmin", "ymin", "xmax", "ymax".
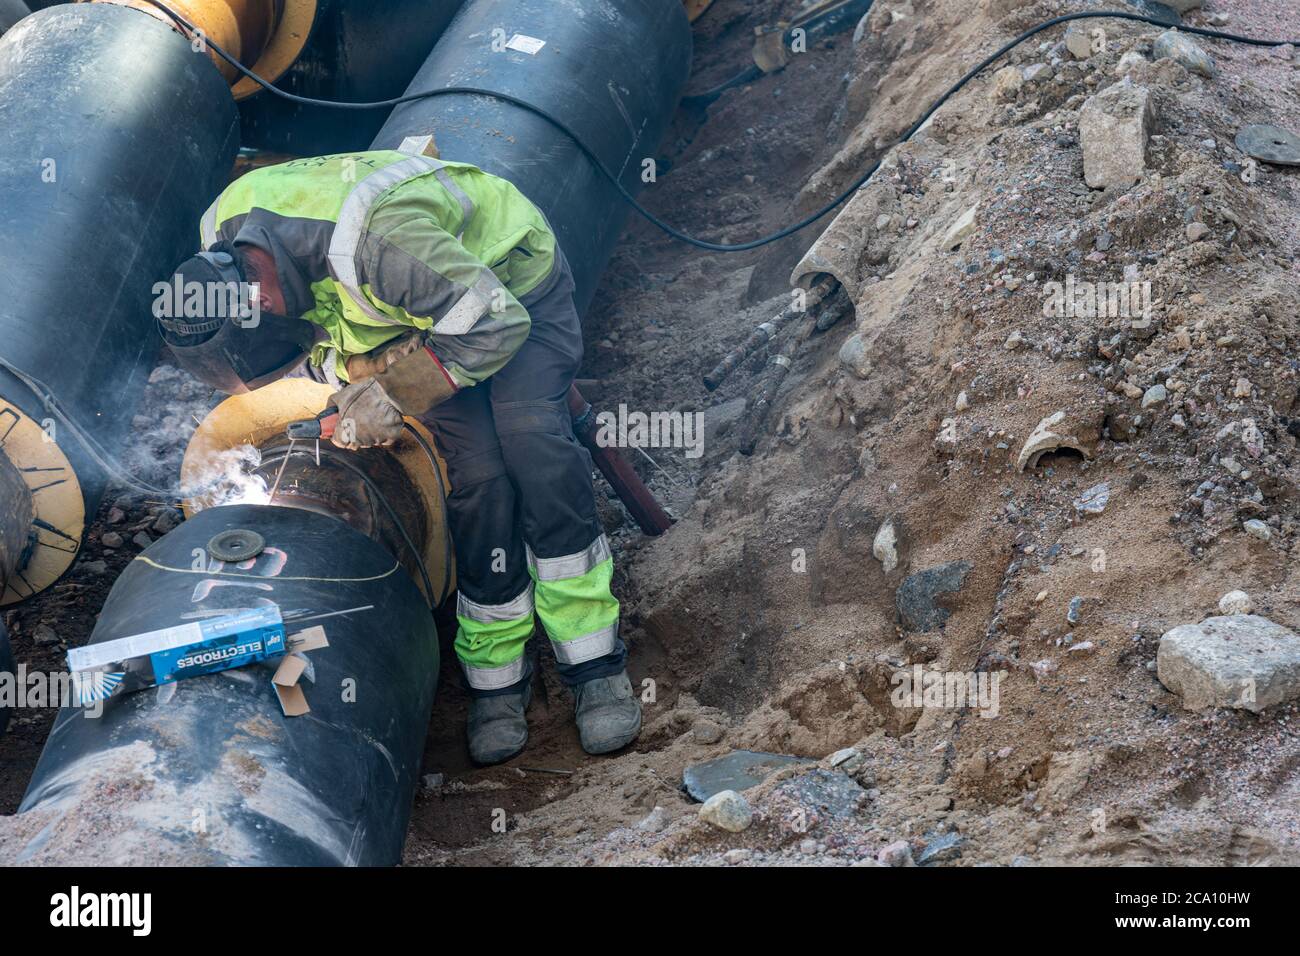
[{"xmin": 67, "ymin": 607, "xmax": 287, "ymax": 705}]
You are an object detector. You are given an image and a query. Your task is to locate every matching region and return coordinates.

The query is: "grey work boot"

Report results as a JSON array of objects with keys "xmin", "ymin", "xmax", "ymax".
[
  {"xmin": 573, "ymin": 670, "xmax": 641, "ymax": 755},
  {"xmin": 467, "ymin": 683, "xmax": 531, "ymax": 766}
]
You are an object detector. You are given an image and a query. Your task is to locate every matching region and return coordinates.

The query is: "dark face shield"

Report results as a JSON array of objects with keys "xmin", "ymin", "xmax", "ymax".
[{"xmin": 157, "ymin": 246, "xmax": 315, "ymax": 394}]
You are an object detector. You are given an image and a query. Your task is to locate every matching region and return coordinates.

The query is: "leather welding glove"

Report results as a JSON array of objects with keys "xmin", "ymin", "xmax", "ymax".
[
  {"xmin": 328, "ymin": 378, "xmax": 405, "ymax": 450},
  {"xmin": 345, "ymin": 332, "xmax": 458, "ymax": 417}
]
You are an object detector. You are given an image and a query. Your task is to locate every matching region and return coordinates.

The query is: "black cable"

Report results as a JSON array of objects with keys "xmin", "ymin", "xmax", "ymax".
[{"xmin": 135, "ymin": 0, "xmax": 1300, "ymax": 254}]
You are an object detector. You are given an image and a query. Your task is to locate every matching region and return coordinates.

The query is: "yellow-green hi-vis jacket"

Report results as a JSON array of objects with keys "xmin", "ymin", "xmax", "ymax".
[{"xmin": 199, "ymin": 150, "xmax": 558, "ymax": 386}]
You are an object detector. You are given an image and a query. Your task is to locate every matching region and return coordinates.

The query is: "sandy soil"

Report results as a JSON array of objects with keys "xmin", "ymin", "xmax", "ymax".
[{"xmin": 5, "ymin": 0, "xmax": 1300, "ymax": 867}]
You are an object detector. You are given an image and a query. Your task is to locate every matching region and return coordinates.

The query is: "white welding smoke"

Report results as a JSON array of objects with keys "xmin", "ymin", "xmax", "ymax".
[{"xmin": 183, "ymin": 444, "xmax": 272, "ymax": 511}]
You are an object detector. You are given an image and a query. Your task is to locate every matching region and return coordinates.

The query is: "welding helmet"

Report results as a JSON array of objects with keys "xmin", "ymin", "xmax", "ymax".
[{"xmin": 157, "ymin": 243, "xmax": 314, "ymax": 394}]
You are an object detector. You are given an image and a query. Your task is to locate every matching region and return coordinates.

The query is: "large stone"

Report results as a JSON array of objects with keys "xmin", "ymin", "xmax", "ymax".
[
  {"xmin": 896, "ymin": 560, "xmax": 972, "ymax": 631},
  {"xmin": 699, "ymin": 790, "xmax": 753, "ymax": 833},
  {"xmin": 941, "ymin": 205, "xmax": 979, "ymax": 251},
  {"xmin": 838, "ymin": 332, "xmax": 871, "ymax": 379},
  {"xmin": 873, "ymin": 519, "xmax": 899, "ymax": 572},
  {"xmin": 1152, "ymin": 28, "xmax": 1216, "ymax": 77},
  {"xmin": 1064, "ymin": 23, "xmax": 1094, "ymax": 59},
  {"xmin": 1157, "ymin": 615, "xmax": 1300, "ymax": 712},
  {"xmin": 683, "ymin": 750, "xmax": 812, "ymax": 802},
  {"xmin": 1079, "ymin": 82, "xmax": 1154, "ymax": 189}
]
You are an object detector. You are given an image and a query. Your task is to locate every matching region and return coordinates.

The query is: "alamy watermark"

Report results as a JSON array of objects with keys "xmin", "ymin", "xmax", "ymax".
[
  {"xmin": 1041, "ymin": 276, "xmax": 1151, "ymax": 320},
  {"xmin": 890, "ymin": 665, "xmax": 1006, "ymax": 718},
  {"xmin": 151, "ymin": 277, "xmax": 261, "ymax": 328},
  {"xmin": 594, "ymin": 403, "xmax": 705, "ymax": 460},
  {"xmin": 1, "ymin": 666, "xmax": 105, "ymax": 718}
]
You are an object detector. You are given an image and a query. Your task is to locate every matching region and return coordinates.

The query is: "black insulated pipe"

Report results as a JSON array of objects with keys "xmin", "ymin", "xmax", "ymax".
[
  {"xmin": 0, "ymin": 0, "xmax": 28, "ymax": 35},
  {"xmin": 238, "ymin": 0, "xmax": 468, "ymax": 156},
  {"xmin": 0, "ymin": 3, "xmax": 239, "ymax": 521},
  {"xmin": 372, "ymin": 0, "xmax": 694, "ymax": 316},
  {"xmin": 13, "ymin": 504, "xmax": 438, "ymax": 866}
]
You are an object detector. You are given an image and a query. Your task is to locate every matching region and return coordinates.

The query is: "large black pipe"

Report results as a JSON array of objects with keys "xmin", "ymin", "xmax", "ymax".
[
  {"xmin": 238, "ymin": 0, "xmax": 467, "ymax": 156},
  {"xmin": 13, "ymin": 504, "xmax": 438, "ymax": 865},
  {"xmin": 0, "ymin": 4, "xmax": 238, "ymax": 517},
  {"xmin": 372, "ymin": 0, "xmax": 693, "ymax": 315},
  {"xmin": 0, "ymin": 0, "xmax": 28, "ymax": 35}
]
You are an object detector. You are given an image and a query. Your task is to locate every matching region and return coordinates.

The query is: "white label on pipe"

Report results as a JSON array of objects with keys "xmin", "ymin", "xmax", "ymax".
[{"xmin": 505, "ymin": 34, "xmax": 546, "ymax": 55}]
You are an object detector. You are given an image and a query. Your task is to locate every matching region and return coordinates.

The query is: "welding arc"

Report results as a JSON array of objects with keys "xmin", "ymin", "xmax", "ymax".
[{"xmin": 139, "ymin": 0, "xmax": 1298, "ymax": 253}]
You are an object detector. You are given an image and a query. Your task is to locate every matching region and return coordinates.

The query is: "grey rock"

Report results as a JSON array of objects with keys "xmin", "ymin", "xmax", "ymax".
[
  {"xmin": 1158, "ymin": 614, "xmax": 1300, "ymax": 712},
  {"xmin": 151, "ymin": 509, "xmax": 181, "ymax": 534},
  {"xmin": 1115, "ymin": 50, "xmax": 1147, "ymax": 75},
  {"xmin": 1079, "ymin": 82, "xmax": 1154, "ymax": 189},
  {"xmin": 100, "ymin": 532, "xmax": 124, "ymax": 549},
  {"xmin": 636, "ymin": 806, "xmax": 669, "ymax": 833},
  {"xmin": 1243, "ymin": 519, "xmax": 1271, "ymax": 542},
  {"xmin": 1067, "ymin": 596, "xmax": 1084, "ymax": 626},
  {"xmin": 683, "ymin": 750, "xmax": 812, "ymax": 802},
  {"xmin": 1153, "ymin": 29, "xmax": 1216, "ymax": 77},
  {"xmin": 896, "ymin": 560, "xmax": 973, "ymax": 631},
  {"xmin": 699, "ymin": 790, "xmax": 753, "ymax": 833},
  {"xmin": 1141, "ymin": 383, "xmax": 1167, "ymax": 408},
  {"xmin": 877, "ymin": 840, "xmax": 916, "ymax": 867},
  {"xmin": 1074, "ymin": 482, "xmax": 1110, "ymax": 515},
  {"xmin": 838, "ymin": 332, "xmax": 871, "ymax": 379},
  {"xmin": 873, "ymin": 519, "xmax": 899, "ymax": 573},
  {"xmin": 33, "ymin": 624, "xmax": 60, "ymax": 646},
  {"xmin": 918, "ymin": 831, "xmax": 965, "ymax": 865},
  {"xmin": 1022, "ymin": 63, "xmax": 1051, "ymax": 85},
  {"xmin": 132, "ymin": 532, "xmax": 153, "ymax": 549},
  {"xmin": 1218, "ymin": 590, "xmax": 1253, "ymax": 615},
  {"xmin": 421, "ymin": 773, "xmax": 444, "ymax": 789},
  {"xmin": 691, "ymin": 718, "xmax": 725, "ymax": 745},
  {"xmin": 80, "ymin": 560, "xmax": 108, "ymax": 575},
  {"xmin": 1064, "ymin": 23, "xmax": 1094, "ymax": 59},
  {"xmin": 774, "ymin": 769, "xmax": 868, "ymax": 820}
]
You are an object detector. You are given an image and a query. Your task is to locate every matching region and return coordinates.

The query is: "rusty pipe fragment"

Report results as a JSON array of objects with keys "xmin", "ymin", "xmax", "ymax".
[{"xmin": 568, "ymin": 386, "xmax": 673, "ymax": 537}]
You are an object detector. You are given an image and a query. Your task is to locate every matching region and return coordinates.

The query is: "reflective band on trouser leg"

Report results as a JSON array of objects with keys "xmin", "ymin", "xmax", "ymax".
[
  {"xmin": 455, "ymin": 586, "xmax": 535, "ymax": 690},
  {"xmin": 528, "ymin": 536, "xmax": 621, "ymax": 666}
]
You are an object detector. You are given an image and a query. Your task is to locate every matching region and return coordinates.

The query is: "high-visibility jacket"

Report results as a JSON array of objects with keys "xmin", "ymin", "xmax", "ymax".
[{"xmin": 200, "ymin": 150, "xmax": 556, "ymax": 386}]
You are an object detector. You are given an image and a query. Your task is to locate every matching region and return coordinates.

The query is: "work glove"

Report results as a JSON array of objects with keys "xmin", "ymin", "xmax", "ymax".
[
  {"xmin": 328, "ymin": 378, "xmax": 404, "ymax": 450},
  {"xmin": 345, "ymin": 332, "xmax": 458, "ymax": 417}
]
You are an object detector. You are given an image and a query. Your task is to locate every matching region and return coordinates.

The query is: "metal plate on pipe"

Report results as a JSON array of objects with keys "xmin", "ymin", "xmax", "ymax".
[
  {"xmin": 207, "ymin": 529, "xmax": 266, "ymax": 562},
  {"xmin": 1236, "ymin": 124, "xmax": 1300, "ymax": 167}
]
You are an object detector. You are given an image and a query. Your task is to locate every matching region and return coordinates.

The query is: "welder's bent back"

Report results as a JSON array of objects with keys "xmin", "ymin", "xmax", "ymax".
[{"xmin": 200, "ymin": 150, "xmax": 558, "ymax": 387}]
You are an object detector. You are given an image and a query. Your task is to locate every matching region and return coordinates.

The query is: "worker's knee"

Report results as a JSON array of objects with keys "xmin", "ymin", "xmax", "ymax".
[
  {"xmin": 441, "ymin": 445, "xmax": 508, "ymax": 492},
  {"xmin": 491, "ymin": 398, "xmax": 572, "ymax": 440}
]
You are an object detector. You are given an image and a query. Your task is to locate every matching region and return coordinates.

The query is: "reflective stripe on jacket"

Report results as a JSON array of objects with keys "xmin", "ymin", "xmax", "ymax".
[{"xmin": 200, "ymin": 150, "xmax": 555, "ymax": 386}]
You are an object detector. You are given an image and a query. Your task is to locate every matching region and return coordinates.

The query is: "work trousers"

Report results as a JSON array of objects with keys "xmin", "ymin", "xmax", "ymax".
[{"xmin": 418, "ymin": 250, "xmax": 625, "ymax": 696}]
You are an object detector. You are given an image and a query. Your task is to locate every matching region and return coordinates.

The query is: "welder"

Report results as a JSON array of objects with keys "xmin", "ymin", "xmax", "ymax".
[{"xmin": 157, "ymin": 150, "xmax": 640, "ymax": 765}]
